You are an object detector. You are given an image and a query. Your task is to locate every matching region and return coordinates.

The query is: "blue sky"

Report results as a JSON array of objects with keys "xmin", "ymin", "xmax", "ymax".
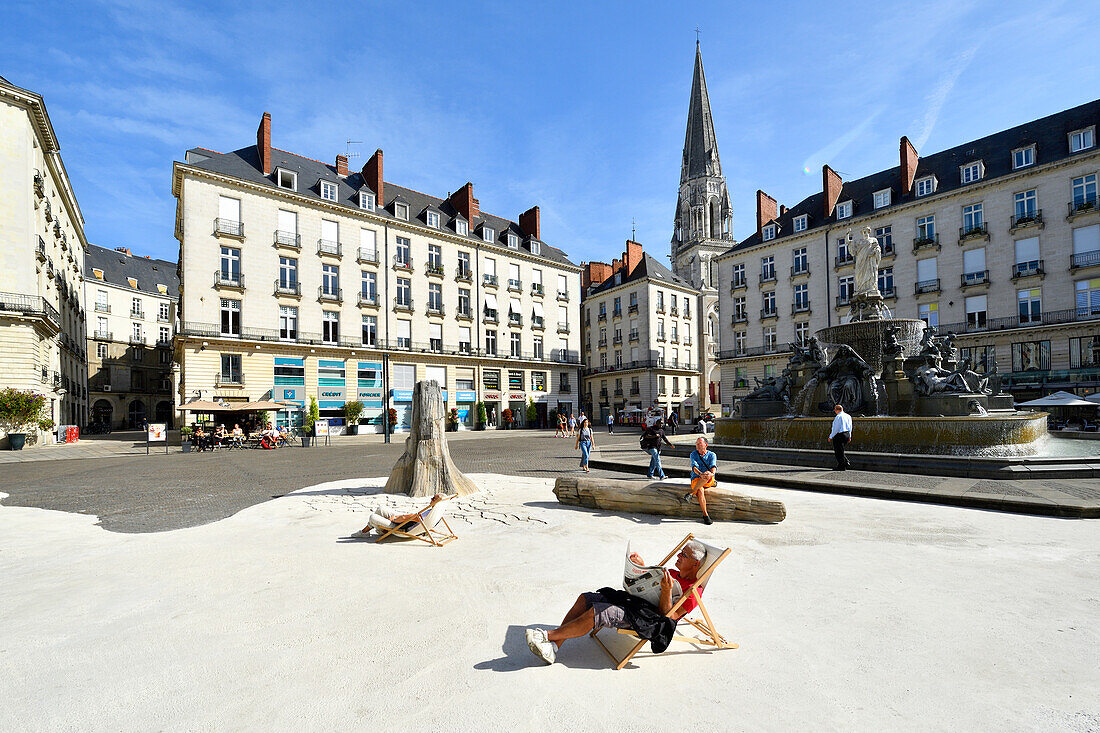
[{"xmin": 3, "ymin": 0, "xmax": 1098, "ymax": 266}]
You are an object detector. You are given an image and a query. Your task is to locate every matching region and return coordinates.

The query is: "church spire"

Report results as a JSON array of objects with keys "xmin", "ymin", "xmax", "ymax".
[{"xmin": 681, "ymin": 41, "xmax": 721, "ymax": 183}]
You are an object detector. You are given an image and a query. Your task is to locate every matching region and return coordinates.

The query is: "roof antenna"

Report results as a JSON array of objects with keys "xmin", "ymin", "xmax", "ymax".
[{"xmin": 344, "ymin": 140, "xmax": 362, "ymax": 160}]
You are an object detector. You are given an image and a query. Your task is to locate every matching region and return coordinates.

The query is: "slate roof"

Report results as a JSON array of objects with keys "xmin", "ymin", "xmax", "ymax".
[
  {"xmin": 681, "ymin": 43, "xmax": 722, "ymax": 183},
  {"xmin": 85, "ymin": 244, "xmax": 180, "ymax": 299},
  {"xmin": 586, "ymin": 253, "xmax": 695, "ymax": 298},
  {"xmin": 182, "ymin": 145, "xmax": 578, "ymax": 268},
  {"xmin": 730, "ymin": 96, "xmax": 1100, "ymax": 251}
]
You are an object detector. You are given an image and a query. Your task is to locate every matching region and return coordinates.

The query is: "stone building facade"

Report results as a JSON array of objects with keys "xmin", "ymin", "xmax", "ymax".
[
  {"xmin": 0, "ymin": 75, "xmax": 88, "ymax": 445},
  {"xmin": 85, "ymin": 245, "xmax": 180, "ymax": 429},
  {"xmin": 581, "ymin": 240, "xmax": 701, "ymax": 423},
  {"xmin": 172, "ymin": 113, "xmax": 582, "ymax": 432},
  {"xmin": 716, "ymin": 98, "xmax": 1100, "ymax": 413}
]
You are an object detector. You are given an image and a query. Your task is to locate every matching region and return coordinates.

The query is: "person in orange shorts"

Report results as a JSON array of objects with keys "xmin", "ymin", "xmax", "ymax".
[{"xmin": 686, "ymin": 436, "xmax": 717, "ymax": 525}]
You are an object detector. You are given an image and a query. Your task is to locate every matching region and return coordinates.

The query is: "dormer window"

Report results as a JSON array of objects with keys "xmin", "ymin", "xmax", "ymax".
[
  {"xmin": 456, "ymin": 220, "xmax": 468, "ymax": 236},
  {"xmin": 793, "ymin": 215, "xmax": 808, "ymax": 232},
  {"xmin": 530, "ymin": 240, "xmax": 541, "ymax": 255},
  {"xmin": 1012, "ymin": 146, "xmax": 1035, "ymax": 169},
  {"xmin": 276, "ymin": 168, "xmax": 297, "ymax": 191},
  {"xmin": 507, "ymin": 233, "xmax": 519, "ymax": 249},
  {"xmin": 319, "ymin": 180, "xmax": 337, "ymax": 202},
  {"xmin": 835, "ymin": 200, "xmax": 852, "ymax": 219},
  {"xmin": 394, "ymin": 202, "xmax": 409, "ymax": 221},
  {"xmin": 482, "ymin": 226, "xmax": 495, "ymax": 243},
  {"xmin": 1070, "ymin": 126, "xmax": 1095, "ymax": 153},
  {"xmin": 359, "ymin": 191, "xmax": 376, "ymax": 211},
  {"xmin": 762, "ymin": 224, "xmax": 776, "ymax": 241},
  {"xmin": 915, "ymin": 176, "xmax": 936, "ymax": 197},
  {"xmin": 873, "ymin": 189, "xmax": 892, "ymax": 209},
  {"xmin": 426, "ymin": 211, "xmax": 440, "ymax": 228},
  {"xmin": 960, "ymin": 161, "xmax": 984, "ymax": 184}
]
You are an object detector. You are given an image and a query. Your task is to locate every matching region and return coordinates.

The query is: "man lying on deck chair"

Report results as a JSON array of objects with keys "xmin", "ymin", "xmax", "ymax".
[
  {"xmin": 524, "ymin": 540, "xmax": 707, "ymax": 665},
  {"xmin": 354, "ymin": 493, "xmax": 448, "ymax": 537}
]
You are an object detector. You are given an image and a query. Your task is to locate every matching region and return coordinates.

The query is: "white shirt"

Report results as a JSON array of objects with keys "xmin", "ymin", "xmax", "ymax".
[{"xmin": 829, "ymin": 412, "xmax": 853, "ymax": 439}]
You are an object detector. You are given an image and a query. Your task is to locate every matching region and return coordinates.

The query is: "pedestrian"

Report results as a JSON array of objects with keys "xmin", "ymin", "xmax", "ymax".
[
  {"xmin": 607, "ymin": 412, "xmax": 615, "ymax": 434},
  {"xmin": 555, "ymin": 412, "xmax": 565, "ymax": 438},
  {"xmin": 686, "ymin": 436, "xmax": 717, "ymax": 525},
  {"xmin": 828, "ymin": 403, "xmax": 853, "ymax": 470},
  {"xmin": 575, "ymin": 417, "xmax": 594, "ymax": 472},
  {"xmin": 697, "ymin": 414, "xmax": 707, "ymax": 434},
  {"xmin": 640, "ymin": 421, "xmax": 674, "ymax": 480},
  {"xmin": 666, "ymin": 412, "xmax": 677, "ymax": 435},
  {"xmin": 567, "ymin": 412, "xmax": 576, "ymax": 437}
]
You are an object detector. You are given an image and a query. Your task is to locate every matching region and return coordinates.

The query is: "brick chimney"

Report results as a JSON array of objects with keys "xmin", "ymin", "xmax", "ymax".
[
  {"xmin": 519, "ymin": 205, "xmax": 540, "ymax": 240},
  {"xmin": 582, "ymin": 261, "xmax": 614, "ymax": 291},
  {"xmin": 900, "ymin": 136, "xmax": 919, "ymax": 195},
  {"xmin": 756, "ymin": 190, "xmax": 778, "ymax": 235},
  {"xmin": 256, "ymin": 112, "xmax": 271, "ymax": 175},
  {"xmin": 624, "ymin": 240, "xmax": 644, "ymax": 276},
  {"xmin": 779, "ymin": 205, "xmax": 788, "ymax": 216},
  {"xmin": 114, "ymin": 247, "xmax": 131, "ymax": 256},
  {"xmin": 612, "ymin": 257, "xmax": 621, "ymax": 274},
  {"xmin": 336, "ymin": 154, "xmax": 348, "ymax": 176},
  {"xmin": 448, "ymin": 182, "xmax": 479, "ymax": 221},
  {"xmin": 823, "ymin": 164, "xmax": 843, "ymax": 218},
  {"xmin": 362, "ymin": 149, "xmax": 383, "ymax": 205}
]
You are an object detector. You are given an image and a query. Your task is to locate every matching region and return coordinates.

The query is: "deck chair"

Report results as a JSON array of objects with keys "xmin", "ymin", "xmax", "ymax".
[
  {"xmin": 372, "ymin": 494, "xmax": 459, "ymax": 547},
  {"xmin": 590, "ymin": 532, "xmax": 736, "ymax": 670}
]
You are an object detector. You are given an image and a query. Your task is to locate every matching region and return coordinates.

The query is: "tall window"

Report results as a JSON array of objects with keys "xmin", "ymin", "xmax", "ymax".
[
  {"xmin": 1014, "ymin": 190, "xmax": 1038, "ymax": 220},
  {"xmin": 762, "ymin": 291, "xmax": 776, "ymax": 315},
  {"xmin": 322, "ymin": 264, "xmax": 339, "ymax": 296},
  {"xmin": 361, "ymin": 271, "xmax": 376, "ymax": 300},
  {"xmin": 838, "ymin": 276, "xmax": 854, "ymax": 303},
  {"xmin": 96, "ymin": 289, "xmax": 109, "ymax": 311},
  {"xmin": 219, "ymin": 247, "xmax": 241, "ymax": 284},
  {"xmin": 734, "ymin": 331, "xmax": 746, "ymax": 354},
  {"xmin": 395, "ymin": 320, "xmax": 411, "ymax": 349},
  {"xmin": 874, "ymin": 225, "xmax": 893, "ymax": 254},
  {"xmin": 158, "ymin": 302, "xmax": 170, "ymax": 322},
  {"xmin": 279, "ymin": 306, "xmax": 298, "ymax": 340},
  {"xmin": 458, "ymin": 251, "xmax": 471, "ymax": 278},
  {"xmin": 159, "ymin": 326, "xmax": 170, "ymax": 344},
  {"xmin": 220, "ymin": 299, "xmax": 240, "ymax": 336},
  {"xmin": 761, "ymin": 255, "xmax": 775, "ymax": 281},
  {"xmin": 361, "ymin": 315, "xmax": 377, "ymax": 346},
  {"xmin": 918, "ymin": 302, "xmax": 938, "ymax": 328},
  {"xmin": 793, "ymin": 283, "xmax": 809, "ymax": 310},
  {"xmin": 916, "ymin": 215, "xmax": 935, "ymax": 242},
  {"xmin": 395, "ymin": 237, "xmax": 411, "ymax": 266},
  {"xmin": 1018, "ymin": 288, "xmax": 1042, "ymax": 324},
  {"xmin": 430, "ymin": 323, "xmax": 443, "ymax": 352},
  {"xmin": 1077, "ymin": 278, "xmax": 1100, "ymax": 316},
  {"xmin": 733, "ymin": 296, "xmax": 747, "ymax": 321},
  {"xmin": 279, "ymin": 257, "xmax": 298, "ymax": 289},
  {"xmin": 428, "ymin": 244, "xmax": 442, "ymax": 269},
  {"xmin": 795, "ymin": 322, "xmax": 809, "ymax": 346},
  {"xmin": 763, "ymin": 326, "xmax": 777, "ymax": 353},
  {"xmin": 965, "ymin": 295, "xmax": 988, "ymax": 329},
  {"xmin": 1072, "ymin": 174, "xmax": 1098, "ymax": 208},
  {"xmin": 837, "ymin": 237, "xmax": 851, "ymax": 261},
  {"xmin": 458, "ymin": 326, "xmax": 472, "ymax": 353},
  {"xmin": 731, "ymin": 263, "xmax": 745, "ymax": 287},
  {"xmin": 878, "ymin": 267, "xmax": 894, "ymax": 295},
  {"xmin": 533, "ymin": 335, "xmax": 543, "ymax": 359},
  {"xmin": 132, "ymin": 321, "xmax": 143, "ymax": 342},
  {"xmin": 792, "ymin": 247, "xmax": 807, "ymax": 274},
  {"xmin": 962, "ymin": 203, "xmax": 984, "ymax": 233},
  {"xmin": 396, "ymin": 277, "xmax": 411, "ymax": 307},
  {"xmin": 322, "ymin": 312, "xmax": 339, "ymax": 343},
  {"xmin": 485, "ymin": 330, "xmax": 497, "ymax": 355},
  {"xmin": 220, "ymin": 354, "xmax": 242, "ymax": 384},
  {"xmin": 428, "ymin": 282, "xmax": 443, "ymax": 312},
  {"xmin": 131, "ymin": 296, "xmax": 143, "ymax": 317},
  {"xmin": 510, "ymin": 332, "xmax": 522, "ymax": 357},
  {"xmin": 458, "ymin": 288, "xmax": 471, "ymax": 317}
]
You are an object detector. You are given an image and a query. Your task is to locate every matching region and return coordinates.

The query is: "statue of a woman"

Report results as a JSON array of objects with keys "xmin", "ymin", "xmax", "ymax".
[{"xmin": 850, "ymin": 226, "xmax": 882, "ymax": 297}]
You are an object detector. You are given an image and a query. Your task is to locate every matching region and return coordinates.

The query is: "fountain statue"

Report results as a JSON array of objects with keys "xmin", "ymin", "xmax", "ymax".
[{"xmin": 847, "ymin": 227, "xmax": 892, "ymax": 322}]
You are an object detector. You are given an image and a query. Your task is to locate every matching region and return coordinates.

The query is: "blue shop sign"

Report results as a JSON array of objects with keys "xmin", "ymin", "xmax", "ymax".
[
  {"xmin": 455, "ymin": 390, "xmax": 477, "ymax": 402},
  {"xmin": 358, "ymin": 390, "xmax": 383, "ymax": 400},
  {"xmin": 281, "ymin": 388, "xmax": 296, "ymax": 400},
  {"xmin": 391, "ymin": 389, "xmax": 413, "ymax": 401}
]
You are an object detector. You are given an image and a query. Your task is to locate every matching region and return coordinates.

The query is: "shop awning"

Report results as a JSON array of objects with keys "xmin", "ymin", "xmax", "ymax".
[
  {"xmin": 181, "ymin": 399, "xmax": 237, "ymax": 412},
  {"xmin": 484, "ymin": 293, "xmax": 498, "ymax": 310},
  {"xmin": 509, "ymin": 298, "xmax": 522, "ymax": 315},
  {"xmin": 532, "ymin": 302, "xmax": 545, "ymax": 318}
]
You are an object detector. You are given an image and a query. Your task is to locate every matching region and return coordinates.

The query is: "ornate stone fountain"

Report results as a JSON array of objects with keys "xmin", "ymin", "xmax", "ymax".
[{"xmin": 717, "ymin": 227, "xmax": 1048, "ymax": 455}]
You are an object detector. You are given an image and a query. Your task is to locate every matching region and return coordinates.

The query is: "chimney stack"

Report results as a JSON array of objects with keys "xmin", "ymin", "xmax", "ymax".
[
  {"xmin": 336, "ymin": 154, "xmax": 348, "ymax": 176},
  {"xmin": 822, "ymin": 164, "xmax": 843, "ymax": 218},
  {"xmin": 447, "ymin": 182, "xmax": 479, "ymax": 222},
  {"xmin": 900, "ymin": 136, "xmax": 919, "ymax": 195},
  {"xmin": 779, "ymin": 205, "xmax": 788, "ymax": 217},
  {"xmin": 624, "ymin": 240, "xmax": 644, "ymax": 276},
  {"xmin": 114, "ymin": 247, "xmax": 131, "ymax": 256},
  {"xmin": 256, "ymin": 112, "xmax": 272, "ymax": 175},
  {"xmin": 362, "ymin": 149, "xmax": 383, "ymax": 206},
  {"xmin": 582, "ymin": 261, "xmax": 613, "ymax": 291},
  {"xmin": 519, "ymin": 205, "xmax": 541, "ymax": 240},
  {"xmin": 756, "ymin": 190, "xmax": 778, "ymax": 235}
]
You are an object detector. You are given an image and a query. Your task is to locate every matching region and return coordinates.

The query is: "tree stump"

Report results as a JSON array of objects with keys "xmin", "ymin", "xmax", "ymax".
[
  {"xmin": 553, "ymin": 476, "xmax": 786, "ymax": 523},
  {"xmin": 385, "ymin": 380, "xmax": 479, "ymax": 497}
]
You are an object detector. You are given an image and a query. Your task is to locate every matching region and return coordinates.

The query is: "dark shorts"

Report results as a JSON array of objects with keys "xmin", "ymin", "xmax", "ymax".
[{"xmin": 582, "ymin": 591, "xmax": 630, "ymax": 630}]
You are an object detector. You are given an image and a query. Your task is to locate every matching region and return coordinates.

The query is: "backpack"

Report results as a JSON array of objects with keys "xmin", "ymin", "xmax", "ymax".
[{"xmin": 639, "ymin": 430, "xmax": 657, "ymax": 450}]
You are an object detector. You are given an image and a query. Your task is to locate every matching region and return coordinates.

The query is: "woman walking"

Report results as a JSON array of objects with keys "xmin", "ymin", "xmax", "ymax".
[
  {"xmin": 641, "ymin": 422, "xmax": 674, "ymax": 479},
  {"xmin": 575, "ymin": 417, "xmax": 594, "ymax": 472}
]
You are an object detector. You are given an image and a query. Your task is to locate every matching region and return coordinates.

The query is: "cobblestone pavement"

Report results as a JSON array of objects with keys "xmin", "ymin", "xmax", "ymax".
[{"xmin": 0, "ymin": 430, "xmax": 645, "ymax": 533}]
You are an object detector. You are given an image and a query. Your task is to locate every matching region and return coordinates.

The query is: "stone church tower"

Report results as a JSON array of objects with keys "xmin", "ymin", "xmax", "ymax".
[{"xmin": 671, "ymin": 42, "xmax": 732, "ymax": 414}]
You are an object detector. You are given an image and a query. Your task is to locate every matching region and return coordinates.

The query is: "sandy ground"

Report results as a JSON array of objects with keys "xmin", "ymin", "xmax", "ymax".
[{"xmin": 1, "ymin": 475, "xmax": 1098, "ymax": 732}]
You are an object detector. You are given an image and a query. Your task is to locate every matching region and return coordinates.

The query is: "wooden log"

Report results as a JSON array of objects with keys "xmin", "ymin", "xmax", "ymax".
[
  {"xmin": 385, "ymin": 380, "xmax": 479, "ymax": 498},
  {"xmin": 553, "ymin": 476, "xmax": 786, "ymax": 524}
]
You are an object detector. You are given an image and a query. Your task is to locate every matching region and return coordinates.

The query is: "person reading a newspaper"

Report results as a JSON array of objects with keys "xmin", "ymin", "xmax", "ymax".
[
  {"xmin": 524, "ymin": 540, "xmax": 708, "ymax": 665},
  {"xmin": 353, "ymin": 493, "xmax": 447, "ymax": 536}
]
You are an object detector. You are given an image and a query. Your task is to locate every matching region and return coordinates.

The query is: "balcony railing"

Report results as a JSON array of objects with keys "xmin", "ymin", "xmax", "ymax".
[
  {"xmin": 129, "ymin": 336, "xmax": 147, "ymax": 346},
  {"xmin": 37, "ymin": 237, "xmax": 47, "ymax": 262},
  {"xmin": 556, "ymin": 290, "xmax": 569, "ymax": 301},
  {"xmin": 426, "ymin": 263, "xmax": 445, "ymax": 277},
  {"xmin": 1067, "ymin": 197, "xmax": 1098, "ymax": 220},
  {"xmin": 612, "ymin": 335, "xmax": 623, "ymax": 345},
  {"xmin": 791, "ymin": 265, "xmax": 810, "ymax": 277},
  {"xmin": 1070, "ymin": 250, "xmax": 1100, "ymax": 270},
  {"xmin": 936, "ymin": 305, "xmax": 1100, "ymax": 336},
  {"xmin": 214, "ymin": 218, "xmax": 244, "ymax": 237},
  {"xmin": 507, "ymin": 279, "xmax": 522, "ymax": 291},
  {"xmin": 915, "ymin": 278, "xmax": 941, "ymax": 294},
  {"xmin": 428, "ymin": 303, "xmax": 446, "ymax": 316},
  {"xmin": 961, "ymin": 270, "xmax": 990, "ymax": 287},
  {"xmin": 532, "ymin": 316, "xmax": 544, "ymax": 329},
  {"xmin": 94, "ymin": 330, "xmax": 112, "ymax": 340},
  {"xmin": 791, "ymin": 302, "xmax": 811, "ymax": 315},
  {"xmin": 881, "ymin": 286, "xmax": 896, "ymax": 299},
  {"xmin": 834, "ymin": 253, "xmax": 854, "ymax": 267},
  {"xmin": 274, "ymin": 280, "xmax": 301, "ymax": 296},
  {"xmin": 215, "ymin": 373, "xmax": 244, "ymax": 387},
  {"xmin": 483, "ymin": 309, "xmax": 499, "ymax": 323},
  {"xmin": 582, "ymin": 359, "xmax": 700, "ymax": 376},
  {"xmin": 560, "ymin": 382, "xmax": 573, "ymax": 393},
  {"xmin": 629, "ymin": 331, "xmax": 639, "ymax": 342},
  {"xmin": 531, "ymin": 283, "xmax": 544, "ymax": 296},
  {"xmin": 393, "ymin": 255, "xmax": 414, "ymax": 271},
  {"xmin": 455, "ymin": 268, "xmax": 472, "ymax": 283},
  {"xmin": 318, "ymin": 240, "xmax": 342, "ymax": 257},
  {"xmin": 0, "ymin": 292, "xmax": 61, "ymax": 328},
  {"xmin": 358, "ymin": 292, "xmax": 379, "ymax": 306},
  {"xmin": 393, "ymin": 297, "xmax": 414, "ymax": 312},
  {"xmin": 835, "ymin": 295, "xmax": 852, "ymax": 308},
  {"xmin": 1012, "ymin": 260, "xmax": 1044, "ymax": 279},
  {"xmin": 457, "ymin": 308, "xmax": 473, "ymax": 321},
  {"xmin": 508, "ymin": 313, "xmax": 522, "ymax": 326},
  {"xmin": 357, "ymin": 247, "xmax": 379, "ymax": 264},
  {"xmin": 760, "ymin": 307, "xmax": 778, "ymax": 319},
  {"xmin": 274, "ymin": 230, "xmax": 301, "ymax": 249},
  {"xmin": 612, "ymin": 309, "xmax": 623, "ymax": 319},
  {"xmin": 628, "ymin": 303, "xmax": 639, "ymax": 314},
  {"xmin": 214, "ymin": 271, "xmax": 244, "ymax": 288},
  {"xmin": 759, "ymin": 271, "xmax": 777, "ymax": 284},
  {"xmin": 95, "ymin": 303, "xmax": 111, "ymax": 313},
  {"xmin": 483, "ymin": 274, "xmax": 498, "ymax": 286},
  {"xmin": 598, "ymin": 338, "xmax": 608, "ymax": 348},
  {"xmin": 557, "ymin": 323, "xmax": 571, "ymax": 334},
  {"xmin": 669, "ymin": 307, "xmax": 678, "ymax": 316},
  {"xmin": 912, "ymin": 234, "xmax": 939, "ymax": 253},
  {"xmin": 318, "ymin": 287, "xmax": 343, "ymax": 302},
  {"xmin": 958, "ymin": 224, "xmax": 988, "ymax": 243},
  {"xmin": 729, "ymin": 278, "xmax": 747, "ymax": 292},
  {"xmin": 597, "ymin": 312, "xmax": 607, "ymax": 322},
  {"xmin": 130, "ymin": 309, "xmax": 145, "ymax": 319},
  {"xmin": 1010, "ymin": 210, "xmax": 1043, "ymax": 231}
]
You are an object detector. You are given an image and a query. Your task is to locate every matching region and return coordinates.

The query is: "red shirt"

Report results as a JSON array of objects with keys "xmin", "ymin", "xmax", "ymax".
[{"xmin": 671, "ymin": 569, "xmax": 702, "ymax": 616}]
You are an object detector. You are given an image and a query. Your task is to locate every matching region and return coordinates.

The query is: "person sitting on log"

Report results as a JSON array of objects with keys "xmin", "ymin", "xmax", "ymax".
[
  {"xmin": 686, "ymin": 436, "xmax": 717, "ymax": 525},
  {"xmin": 524, "ymin": 541, "xmax": 707, "ymax": 665},
  {"xmin": 354, "ymin": 493, "xmax": 448, "ymax": 537}
]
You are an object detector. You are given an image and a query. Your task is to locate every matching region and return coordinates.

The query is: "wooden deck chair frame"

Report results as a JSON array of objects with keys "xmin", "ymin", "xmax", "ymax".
[
  {"xmin": 590, "ymin": 532, "xmax": 736, "ymax": 670},
  {"xmin": 372, "ymin": 494, "xmax": 459, "ymax": 547}
]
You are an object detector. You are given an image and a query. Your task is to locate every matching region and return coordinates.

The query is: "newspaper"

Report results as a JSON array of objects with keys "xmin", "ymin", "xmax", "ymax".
[{"xmin": 622, "ymin": 542, "xmax": 682, "ymax": 607}]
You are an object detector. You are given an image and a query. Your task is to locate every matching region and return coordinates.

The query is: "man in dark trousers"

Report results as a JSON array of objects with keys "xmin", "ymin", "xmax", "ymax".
[{"xmin": 828, "ymin": 403, "xmax": 853, "ymax": 470}]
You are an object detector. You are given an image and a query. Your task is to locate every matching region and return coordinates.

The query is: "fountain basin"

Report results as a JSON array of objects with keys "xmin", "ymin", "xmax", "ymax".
[{"xmin": 715, "ymin": 413, "xmax": 1049, "ymax": 456}]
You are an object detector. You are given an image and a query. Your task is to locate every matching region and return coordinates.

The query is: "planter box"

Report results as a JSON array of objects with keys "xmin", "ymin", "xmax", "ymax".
[
  {"xmin": 8, "ymin": 433, "xmax": 27, "ymax": 451},
  {"xmin": 347, "ymin": 424, "xmax": 359, "ymax": 436}
]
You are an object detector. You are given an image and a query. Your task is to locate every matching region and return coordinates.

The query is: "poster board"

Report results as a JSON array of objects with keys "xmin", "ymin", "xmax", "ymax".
[{"xmin": 146, "ymin": 423, "xmax": 168, "ymax": 454}]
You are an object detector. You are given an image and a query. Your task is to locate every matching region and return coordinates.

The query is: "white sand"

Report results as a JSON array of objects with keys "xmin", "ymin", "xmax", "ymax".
[{"xmin": 1, "ymin": 475, "xmax": 1098, "ymax": 732}]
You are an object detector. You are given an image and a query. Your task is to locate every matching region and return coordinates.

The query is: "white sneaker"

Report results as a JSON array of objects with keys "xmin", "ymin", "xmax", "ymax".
[{"xmin": 525, "ymin": 628, "xmax": 555, "ymax": 664}]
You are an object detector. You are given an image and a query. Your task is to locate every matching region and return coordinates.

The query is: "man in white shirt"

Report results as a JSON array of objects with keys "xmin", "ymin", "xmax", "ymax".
[{"xmin": 828, "ymin": 403, "xmax": 853, "ymax": 470}]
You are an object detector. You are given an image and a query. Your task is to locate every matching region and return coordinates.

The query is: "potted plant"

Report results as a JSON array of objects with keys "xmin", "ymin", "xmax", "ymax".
[
  {"xmin": 0, "ymin": 388, "xmax": 48, "ymax": 451},
  {"xmin": 344, "ymin": 401, "xmax": 364, "ymax": 435},
  {"xmin": 475, "ymin": 402, "xmax": 487, "ymax": 431},
  {"xmin": 447, "ymin": 407, "xmax": 459, "ymax": 432},
  {"xmin": 302, "ymin": 396, "xmax": 319, "ymax": 447},
  {"xmin": 501, "ymin": 408, "xmax": 513, "ymax": 430},
  {"xmin": 180, "ymin": 425, "xmax": 193, "ymax": 453},
  {"xmin": 526, "ymin": 398, "xmax": 537, "ymax": 428},
  {"xmin": 387, "ymin": 407, "xmax": 399, "ymax": 432}
]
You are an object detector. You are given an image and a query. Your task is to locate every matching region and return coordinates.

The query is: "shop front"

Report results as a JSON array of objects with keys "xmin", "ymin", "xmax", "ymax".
[
  {"xmin": 390, "ymin": 364, "xmax": 416, "ymax": 432},
  {"xmin": 317, "ymin": 359, "xmax": 348, "ymax": 433},
  {"xmin": 356, "ymin": 361, "xmax": 384, "ymax": 433},
  {"xmin": 483, "ymin": 391, "xmax": 501, "ymax": 428},
  {"xmin": 506, "ymin": 391, "xmax": 526, "ymax": 429},
  {"xmin": 455, "ymin": 390, "xmax": 477, "ymax": 429}
]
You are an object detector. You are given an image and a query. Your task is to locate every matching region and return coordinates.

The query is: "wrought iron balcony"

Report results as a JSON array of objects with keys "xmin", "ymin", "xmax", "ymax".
[
  {"xmin": 628, "ymin": 303, "xmax": 639, "ymax": 314},
  {"xmin": 612, "ymin": 335, "xmax": 623, "ymax": 345},
  {"xmin": 629, "ymin": 331, "xmax": 639, "ymax": 342},
  {"xmin": 1010, "ymin": 210, "xmax": 1043, "ymax": 232},
  {"xmin": 958, "ymin": 223, "xmax": 988, "ymax": 244},
  {"xmin": 358, "ymin": 292, "xmax": 379, "ymax": 306},
  {"xmin": 791, "ymin": 302, "xmax": 811, "ymax": 315},
  {"xmin": 455, "ymin": 268, "xmax": 472, "ymax": 283},
  {"xmin": 507, "ymin": 278, "xmax": 522, "ymax": 291},
  {"xmin": 214, "ymin": 270, "xmax": 244, "ymax": 289},
  {"xmin": 274, "ymin": 230, "xmax": 301, "ymax": 249},
  {"xmin": 94, "ymin": 330, "xmax": 112, "ymax": 340},
  {"xmin": 318, "ymin": 286, "xmax": 343, "ymax": 302},
  {"xmin": 357, "ymin": 247, "xmax": 379, "ymax": 264},
  {"xmin": 426, "ymin": 263, "xmax": 445, "ymax": 277},
  {"xmin": 215, "ymin": 373, "xmax": 244, "ymax": 386},
  {"xmin": 912, "ymin": 233, "xmax": 939, "ymax": 253},
  {"xmin": 834, "ymin": 253, "xmax": 854, "ymax": 267},
  {"xmin": 791, "ymin": 265, "xmax": 810, "ymax": 277},
  {"xmin": 598, "ymin": 338, "xmax": 607, "ymax": 348},
  {"xmin": 612, "ymin": 309, "xmax": 623, "ymax": 319},
  {"xmin": 556, "ymin": 290, "xmax": 569, "ymax": 301},
  {"xmin": 557, "ymin": 323, "xmax": 571, "ymax": 334},
  {"xmin": 274, "ymin": 280, "xmax": 301, "ymax": 296},
  {"xmin": 214, "ymin": 218, "xmax": 244, "ymax": 237},
  {"xmin": 1070, "ymin": 250, "xmax": 1100, "ymax": 270},
  {"xmin": 1067, "ymin": 196, "xmax": 1098, "ymax": 220},
  {"xmin": 960, "ymin": 270, "xmax": 990, "ymax": 287},
  {"xmin": 597, "ymin": 312, "xmax": 607, "ymax": 322},
  {"xmin": 95, "ymin": 302, "xmax": 111, "ymax": 313},
  {"xmin": 393, "ymin": 297, "xmax": 414, "ymax": 312},
  {"xmin": 915, "ymin": 278, "xmax": 941, "ymax": 294},
  {"xmin": 508, "ymin": 313, "xmax": 523, "ymax": 326},
  {"xmin": 483, "ymin": 309, "xmax": 499, "ymax": 323},
  {"xmin": 483, "ymin": 274, "xmax": 498, "ymax": 287},
  {"xmin": 129, "ymin": 335, "xmax": 147, "ymax": 346},
  {"xmin": 531, "ymin": 283, "xmax": 544, "ymax": 296},
  {"xmin": 760, "ymin": 307, "xmax": 778, "ymax": 319},
  {"xmin": 759, "ymin": 271, "xmax": 777, "ymax": 284},
  {"xmin": 1011, "ymin": 260, "xmax": 1044, "ymax": 279},
  {"xmin": 318, "ymin": 240, "xmax": 342, "ymax": 257},
  {"xmin": 393, "ymin": 255, "xmax": 414, "ymax": 272},
  {"xmin": 729, "ymin": 277, "xmax": 748, "ymax": 292},
  {"xmin": 37, "ymin": 237, "xmax": 47, "ymax": 262},
  {"xmin": 532, "ymin": 316, "xmax": 545, "ymax": 329}
]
